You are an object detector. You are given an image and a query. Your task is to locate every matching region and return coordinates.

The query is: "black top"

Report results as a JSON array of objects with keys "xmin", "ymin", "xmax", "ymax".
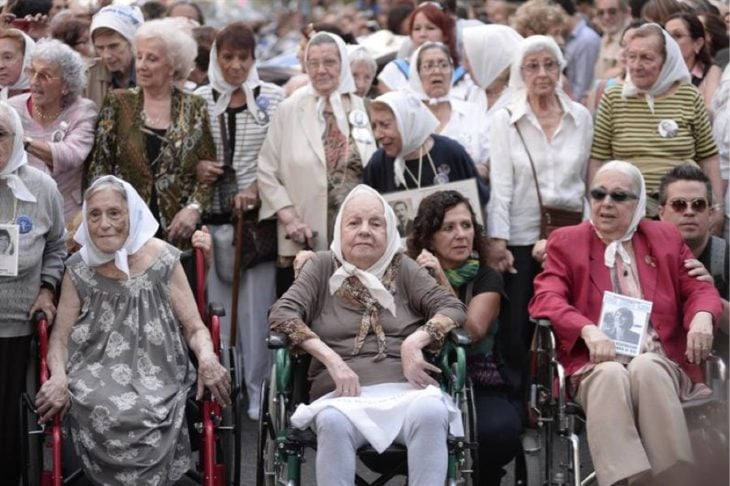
[
  {"xmin": 698, "ymin": 236, "xmax": 729, "ymax": 361},
  {"xmin": 143, "ymin": 126, "xmax": 168, "ymax": 230}
]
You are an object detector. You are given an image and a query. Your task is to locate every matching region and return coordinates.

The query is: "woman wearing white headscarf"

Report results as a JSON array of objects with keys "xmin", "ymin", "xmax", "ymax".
[
  {"xmin": 589, "ymin": 23, "xmax": 722, "ymax": 218},
  {"xmin": 257, "ymin": 32, "xmax": 376, "ymax": 295},
  {"xmin": 0, "ymin": 99, "xmax": 65, "ymax": 485},
  {"xmin": 36, "ymin": 174, "xmax": 231, "ymax": 485},
  {"xmin": 488, "ymin": 35, "xmax": 592, "ymax": 352},
  {"xmin": 0, "ymin": 28, "xmax": 34, "ymax": 100},
  {"xmin": 193, "ymin": 22, "xmax": 284, "ymax": 421},
  {"xmin": 530, "ymin": 161, "xmax": 722, "ymax": 486},
  {"xmin": 269, "ymin": 184, "xmax": 466, "ymax": 486},
  {"xmin": 363, "ymin": 90, "xmax": 488, "ymax": 203}
]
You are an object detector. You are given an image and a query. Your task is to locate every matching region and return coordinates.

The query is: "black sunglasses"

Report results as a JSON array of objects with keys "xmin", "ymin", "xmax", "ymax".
[
  {"xmin": 666, "ymin": 197, "xmax": 709, "ymax": 213},
  {"xmin": 589, "ymin": 188, "xmax": 639, "ymax": 203}
]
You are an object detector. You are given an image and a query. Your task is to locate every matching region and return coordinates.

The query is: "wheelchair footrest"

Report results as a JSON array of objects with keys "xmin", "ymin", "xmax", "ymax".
[{"xmin": 286, "ymin": 427, "xmax": 317, "ymax": 449}]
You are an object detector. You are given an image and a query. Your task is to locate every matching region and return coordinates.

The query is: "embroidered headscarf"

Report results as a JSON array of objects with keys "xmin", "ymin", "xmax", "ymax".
[
  {"xmin": 207, "ymin": 39, "xmax": 265, "ymax": 120},
  {"xmin": 462, "ymin": 24, "xmax": 523, "ymax": 91},
  {"xmin": 75, "ymin": 175, "xmax": 159, "ymax": 278},
  {"xmin": 329, "ymin": 185, "xmax": 403, "ymax": 359},
  {"xmin": 0, "ymin": 30, "xmax": 35, "ymax": 101},
  {"xmin": 622, "ymin": 24, "xmax": 690, "ymax": 114},
  {"xmin": 589, "ymin": 160, "xmax": 646, "ymax": 268},
  {"xmin": 408, "ymin": 42, "xmax": 453, "ymax": 105},
  {"xmin": 372, "ymin": 91, "xmax": 439, "ymax": 188},
  {"xmin": 0, "ymin": 101, "xmax": 35, "ymax": 202},
  {"xmin": 304, "ymin": 32, "xmax": 356, "ymax": 137}
]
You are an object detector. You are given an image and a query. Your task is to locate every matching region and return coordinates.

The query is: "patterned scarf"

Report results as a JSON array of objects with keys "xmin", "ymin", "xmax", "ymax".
[
  {"xmin": 335, "ymin": 254, "xmax": 400, "ymax": 361},
  {"xmin": 444, "ymin": 259, "xmax": 479, "ymax": 289}
]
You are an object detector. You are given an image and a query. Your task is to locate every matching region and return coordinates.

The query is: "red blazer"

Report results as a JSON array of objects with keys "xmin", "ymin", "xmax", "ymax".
[{"xmin": 529, "ymin": 220, "xmax": 722, "ymax": 383}]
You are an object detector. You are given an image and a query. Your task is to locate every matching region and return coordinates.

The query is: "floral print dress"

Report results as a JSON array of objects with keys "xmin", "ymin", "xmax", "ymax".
[{"xmin": 64, "ymin": 244, "xmax": 196, "ymax": 485}]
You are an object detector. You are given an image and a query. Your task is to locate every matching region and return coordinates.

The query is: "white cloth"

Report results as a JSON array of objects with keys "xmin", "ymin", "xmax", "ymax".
[
  {"xmin": 90, "ymin": 4, "xmax": 144, "ymax": 44},
  {"xmin": 372, "ymin": 91, "xmax": 439, "ymax": 188},
  {"xmin": 207, "ymin": 41, "xmax": 265, "ymax": 121},
  {"xmin": 0, "ymin": 30, "xmax": 34, "ymax": 101},
  {"xmin": 407, "ymin": 42, "xmax": 451, "ymax": 105},
  {"xmin": 508, "ymin": 35, "xmax": 567, "ymax": 92},
  {"xmin": 462, "ymin": 24, "xmax": 523, "ymax": 91},
  {"xmin": 290, "ymin": 383, "xmax": 463, "ymax": 453},
  {"xmin": 329, "ymin": 185, "xmax": 402, "ymax": 315},
  {"xmin": 487, "ymin": 90, "xmax": 593, "ymax": 244},
  {"xmin": 622, "ymin": 25, "xmax": 690, "ymax": 114},
  {"xmin": 440, "ymin": 98, "xmax": 490, "ymax": 165},
  {"xmin": 74, "ymin": 175, "xmax": 159, "ymax": 278},
  {"xmin": 0, "ymin": 101, "xmax": 35, "ymax": 202},
  {"xmin": 304, "ymin": 32, "xmax": 356, "ymax": 138}
]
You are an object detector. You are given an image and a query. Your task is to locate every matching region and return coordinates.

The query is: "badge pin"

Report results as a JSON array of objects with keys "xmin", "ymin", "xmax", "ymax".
[
  {"xmin": 657, "ymin": 119, "xmax": 678, "ymax": 138},
  {"xmin": 16, "ymin": 215, "xmax": 32, "ymax": 234},
  {"xmin": 348, "ymin": 109, "xmax": 368, "ymax": 128}
]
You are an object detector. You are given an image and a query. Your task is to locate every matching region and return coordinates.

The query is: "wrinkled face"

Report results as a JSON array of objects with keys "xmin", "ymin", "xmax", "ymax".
[
  {"xmin": 589, "ymin": 170, "xmax": 639, "ymax": 241},
  {"xmin": 306, "ymin": 43, "xmax": 341, "ymax": 97},
  {"xmin": 217, "ymin": 46, "xmax": 253, "ymax": 86},
  {"xmin": 93, "ymin": 31, "xmax": 133, "ymax": 75},
  {"xmin": 28, "ymin": 59, "xmax": 66, "ymax": 109},
  {"xmin": 0, "ymin": 117, "xmax": 14, "ymax": 172},
  {"xmin": 665, "ymin": 18, "xmax": 703, "ymax": 66},
  {"xmin": 625, "ymin": 34, "xmax": 664, "ymax": 91},
  {"xmin": 370, "ymin": 107, "xmax": 402, "ymax": 158},
  {"xmin": 595, "ymin": 0, "xmax": 629, "ymax": 35},
  {"xmin": 351, "ymin": 61, "xmax": 375, "ymax": 98},
  {"xmin": 658, "ymin": 180, "xmax": 713, "ymax": 247},
  {"xmin": 418, "ymin": 46, "xmax": 452, "ymax": 99},
  {"xmin": 521, "ymin": 50, "xmax": 560, "ymax": 97},
  {"xmin": 86, "ymin": 188, "xmax": 130, "ymax": 254},
  {"xmin": 0, "ymin": 38, "xmax": 24, "ymax": 87},
  {"xmin": 340, "ymin": 194, "xmax": 387, "ymax": 269},
  {"xmin": 431, "ymin": 203, "xmax": 475, "ymax": 270},
  {"xmin": 136, "ymin": 37, "xmax": 174, "ymax": 89},
  {"xmin": 410, "ymin": 12, "xmax": 444, "ymax": 49}
]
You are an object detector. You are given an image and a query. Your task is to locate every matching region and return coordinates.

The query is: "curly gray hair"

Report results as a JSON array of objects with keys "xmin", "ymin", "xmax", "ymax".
[
  {"xmin": 30, "ymin": 38, "xmax": 87, "ymax": 107},
  {"xmin": 135, "ymin": 17, "xmax": 197, "ymax": 82}
]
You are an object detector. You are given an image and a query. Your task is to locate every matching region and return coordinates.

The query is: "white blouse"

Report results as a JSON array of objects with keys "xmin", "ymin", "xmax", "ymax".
[{"xmin": 439, "ymin": 98, "xmax": 489, "ymax": 166}]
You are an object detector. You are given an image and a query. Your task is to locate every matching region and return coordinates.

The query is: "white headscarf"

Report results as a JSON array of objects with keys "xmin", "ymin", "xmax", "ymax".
[
  {"xmin": 329, "ymin": 185, "xmax": 403, "ymax": 316},
  {"xmin": 207, "ymin": 40, "xmax": 264, "ymax": 119},
  {"xmin": 304, "ymin": 32, "xmax": 356, "ymax": 137},
  {"xmin": 0, "ymin": 101, "xmax": 35, "ymax": 202},
  {"xmin": 508, "ymin": 35, "xmax": 567, "ymax": 92},
  {"xmin": 589, "ymin": 161, "xmax": 647, "ymax": 268},
  {"xmin": 408, "ymin": 42, "xmax": 452, "ymax": 105},
  {"xmin": 0, "ymin": 30, "xmax": 35, "ymax": 101},
  {"xmin": 462, "ymin": 24, "xmax": 523, "ymax": 91},
  {"xmin": 622, "ymin": 24, "xmax": 690, "ymax": 114},
  {"xmin": 74, "ymin": 175, "xmax": 160, "ymax": 278},
  {"xmin": 372, "ymin": 90, "xmax": 439, "ymax": 188}
]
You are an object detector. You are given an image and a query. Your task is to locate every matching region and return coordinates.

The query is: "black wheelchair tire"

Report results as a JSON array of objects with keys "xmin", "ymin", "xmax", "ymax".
[{"xmin": 220, "ymin": 346, "xmax": 242, "ymax": 486}]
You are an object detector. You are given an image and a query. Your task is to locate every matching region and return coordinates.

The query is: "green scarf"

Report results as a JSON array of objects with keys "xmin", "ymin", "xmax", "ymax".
[{"xmin": 444, "ymin": 259, "xmax": 479, "ymax": 289}]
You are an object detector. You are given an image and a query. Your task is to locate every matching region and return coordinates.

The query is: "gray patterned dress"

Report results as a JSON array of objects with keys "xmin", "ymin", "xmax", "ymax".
[{"xmin": 64, "ymin": 244, "xmax": 196, "ymax": 485}]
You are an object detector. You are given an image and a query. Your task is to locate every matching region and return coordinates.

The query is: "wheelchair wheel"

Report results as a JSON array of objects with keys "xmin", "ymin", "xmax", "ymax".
[
  {"xmin": 257, "ymin": 365, "xmax": 293, "ymax": 486},
  {"xmin": 21, "ymin": 335, "xmax": 43, "ymax": 486},
  {"xmin": 220, "ymin": 346, "xmax": 242, "ymax": 486},
  {"xmin": 452, "ymin": 380, "xmax": 478, "ymax": 486}
]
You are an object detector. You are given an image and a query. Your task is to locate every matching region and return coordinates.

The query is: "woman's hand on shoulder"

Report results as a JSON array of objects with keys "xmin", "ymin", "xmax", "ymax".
[
  {"xmin": 401, "ymin": 331, "xmax": 441, "ymax": 389},
  {"xmin": 415, "ymin": 249, "xmax": 449, "ymax": 288},
  {"xmin": 580, "ymin": 325, "xmax": 616, "ymax": 364},
  {"xmin": 488, "ymin": 239, "xmax": 516, "ymax": 274},
  {"xmin": 326, "ymin": 356, "xmax": 361, "ymax": 397},
  {"xmin": 35, "ymin": 375, "xmax": 70, "ymax": 423},
  {"xmin": 684, "ymin": 258, "xmax": 713, "ymax": 283},
  {"xmin": 196, "ymin": 353, "xmax": 232, "ymax": 406}
]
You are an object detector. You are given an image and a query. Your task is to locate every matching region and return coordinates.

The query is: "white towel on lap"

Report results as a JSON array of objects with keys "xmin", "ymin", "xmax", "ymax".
[{"xmin": 290, "ymin": 382, "xmax": 464, "ymax": 453}]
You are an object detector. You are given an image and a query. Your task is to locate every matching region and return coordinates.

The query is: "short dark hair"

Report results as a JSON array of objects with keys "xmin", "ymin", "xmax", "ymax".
[
  {"xmin": 657, "ymin": 164, "xmax": 713, "ymax": 205},
  {"xmin": 406, "ymin": 190, "xmax": 490, "ymax": 267},
  {"xmin": 215, "ymin": 22, "xmax": 255, "ymax": 58},
  {"xmin": 387, "ymin": 4, "xmax": 415, "ymax": 35}
]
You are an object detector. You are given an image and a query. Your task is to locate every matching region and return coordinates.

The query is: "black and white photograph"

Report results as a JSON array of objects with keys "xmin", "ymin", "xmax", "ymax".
[
  {"xmin": 0, "ymin": 224, "xmax": 19, "ymax": 277},
  {"xmin": 389, "ymin": 199, "xmax": 414, "ymax": 237},
  {"xmin": 598, "ymin": 291, "xmax": 653, "ymax": 357}
]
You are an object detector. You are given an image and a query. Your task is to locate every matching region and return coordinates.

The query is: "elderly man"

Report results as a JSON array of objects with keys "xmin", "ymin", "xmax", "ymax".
[
  {"xmin": 593, "ymin": 0, "xmax": 632, "ymax": 80},
  {"xmin": 555, "ymin": 0, "xmax": 601, "ymax": 103},
  {"xmin": 658, "ymin": 164, "xmax": 729, "ymax": 360},
  {"xmin": 84, "ymin": 4, "xmax": 143, "ymax": 108}
]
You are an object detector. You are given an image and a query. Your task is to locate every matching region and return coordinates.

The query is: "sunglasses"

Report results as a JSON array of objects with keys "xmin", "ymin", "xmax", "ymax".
[
  {"xmin": 589, "ymin": 188, "xmax": 639, "ymax": 203},
  {"xmin": 666, "ymin": 197, "xmax": 709, "ymax": 213}
]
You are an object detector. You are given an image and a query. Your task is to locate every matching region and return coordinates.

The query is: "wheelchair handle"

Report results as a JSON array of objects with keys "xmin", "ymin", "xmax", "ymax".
[{"xmin": 32, "ymin": 310, "xmax": 46, "ymax": 324}]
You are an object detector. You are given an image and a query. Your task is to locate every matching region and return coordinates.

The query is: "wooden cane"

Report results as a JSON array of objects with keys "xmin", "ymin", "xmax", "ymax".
[{"xmin": 229, "ymin": 214, "xmax": 244, "ymax": 345}]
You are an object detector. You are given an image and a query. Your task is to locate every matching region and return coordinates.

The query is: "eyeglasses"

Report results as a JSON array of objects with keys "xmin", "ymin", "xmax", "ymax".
[
  {"xmin": 666, "ymin": 197, "xmax": 709, "ymax": 213},
  {"xmin": 420, "ymin": 60, "xmax": 451, "ymax": 73},
  {"xmin": 521, "ymin": 60, "xmax": 559, "ymax": 75},
  {"xmin": 305, "ymin": 59, "xmax": 340, "ymax": 71},
  {"xmin": 24, "ymin": 67, "xmax": 60, "ymax": 83},
  {"xmin": 0, "ymin": 129, "xmax": 15, "ymax": 141},
  {"xmin": 596, "ymin": 7, "xmax": 619, "ymax": 16},
  {"xmin": 589, "ymin": 188, "xmax": 639, "ymax": 203}
]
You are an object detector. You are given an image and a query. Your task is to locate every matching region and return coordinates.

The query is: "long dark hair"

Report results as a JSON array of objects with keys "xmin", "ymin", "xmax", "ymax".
[{"xmin": 667, "ymin": 11, "xmax": 714, "ymax": 67}]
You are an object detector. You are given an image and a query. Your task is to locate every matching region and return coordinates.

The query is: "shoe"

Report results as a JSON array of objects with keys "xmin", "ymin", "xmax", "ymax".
[{"xmin": 247, "ymin": 407, "xmax": 260, "ymax": 421}]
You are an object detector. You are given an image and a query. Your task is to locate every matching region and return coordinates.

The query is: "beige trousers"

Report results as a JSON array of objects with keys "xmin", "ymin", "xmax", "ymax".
[{"xmin": 575, "ymin": 353, "xmax": 693, "ymax": 486}]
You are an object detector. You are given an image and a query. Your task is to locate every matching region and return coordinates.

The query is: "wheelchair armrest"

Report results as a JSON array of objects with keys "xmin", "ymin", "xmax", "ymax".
[
  {"xmin": 448, "ymin": 328, "xmax": 472, "ymax": 347},
  {"xmin": 208, "ymin": 302, "xmax": 226, "ymax": 318},
  {"xmin": 268, "ymin": 332, "xmax": 289, "ymax": 349},
  {"xmin": 531, "ymin": 317, "xmax": 552, "ymax": 328}
]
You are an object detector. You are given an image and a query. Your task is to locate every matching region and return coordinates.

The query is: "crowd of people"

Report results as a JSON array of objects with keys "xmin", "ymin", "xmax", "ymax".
[{"xmin": 0, "ymin": 0, "xmax": 727, "ymax": 484}]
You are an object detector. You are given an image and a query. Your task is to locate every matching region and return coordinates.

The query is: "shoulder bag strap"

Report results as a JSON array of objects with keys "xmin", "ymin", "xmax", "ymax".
[
  {"xmin": 504, "ymin": 108, "xmax": 545, "ymax": 216},
  {"xmin": 211, "ymin": 89, "xmax": 233, "ymax": 168}
]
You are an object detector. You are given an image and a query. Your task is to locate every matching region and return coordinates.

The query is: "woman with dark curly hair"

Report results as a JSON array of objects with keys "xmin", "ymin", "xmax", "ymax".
[{"xmin": 407, "ymin": 190, "xmax": 523, "ymax": 486}]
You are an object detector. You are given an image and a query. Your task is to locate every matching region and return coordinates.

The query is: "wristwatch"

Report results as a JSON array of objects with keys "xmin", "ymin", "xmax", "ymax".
[{"xmin": 23, "ymin": 136, "xmax": 33, "ymax": 151}]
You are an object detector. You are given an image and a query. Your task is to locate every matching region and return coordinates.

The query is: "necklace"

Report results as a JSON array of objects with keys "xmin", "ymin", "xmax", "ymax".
[
  {"xmin": 402, "ymin": 144, "xmax": 438, "ymax": 189},
  {"xmin": 142, "ymin": 109, "xmax": 169, "ymax": 128},
  {"xmin": 33, "ymin": 105, "xmax": 62, "ymax": 123}
]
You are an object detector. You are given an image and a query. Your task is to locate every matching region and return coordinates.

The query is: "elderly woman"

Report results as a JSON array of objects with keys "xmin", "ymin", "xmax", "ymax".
[
  {"xmin": 348, "ymin": 46, "xmax": 377, "ymax": 99},
  {"xmin": 529, "ymin": 161, "xmax": 722, "ymax": 486},
  {"xmin": 511, "ymin": 0, "xmax": 567, "ymax": 47},
  {"xmin": 257, "ymin": 32, "xmax": 375, "ymax": 295},
  {"xmin": 35, "ymin": 175, "xmax": 231, "ymax": 484},
  {"xmin": 270, "ymin": 184, "xmax": 465, "ymax": 485},
  {"xmin": 363, "ymin": 90, "xmax": 488, "ymax": 203},
  {"xmin": 194, "ymin": 22, "xmax": 284, "ymax": 421},
  {"xmin": 0, "ymin": 100, "xmax": 66, "ymax": 486},
  {"xmin": 86, "ymin": 17, "xmax": 216, "ymax": 248},
  {"xmin": 589, "ymin": 23, "xmax": 722, "ymax": 218},
  {"xmin": 489, "ymin": 35, "xmax": 593, "ymax": 349},
  {"xmin": 407, "ymin": 190, "xmax": 523, "ymax": 486},
  {"xmin": 8, "ymin": 38, "xmax": 96, "ymax": 223},
  {"xmin": 0, "ymin": 28, "xmax": 34, "ymax": 100}
]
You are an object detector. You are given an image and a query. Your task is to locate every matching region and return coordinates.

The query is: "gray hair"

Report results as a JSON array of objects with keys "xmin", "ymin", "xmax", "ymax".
[
  {"xmin": 416, "ymin": 42, "xmax": 453, "ymax": 70},
  {"xmin": 594, "ymin": 160, "xmax": 643, "ymax": 195},
  {"xmin": 31, "ymin": 38, "xmax": 87, "ymax": 106},
  {"xmin": 84, "ymin": 176, "xmax": 128, "ymax": 203},
  {"xmin": 135, "ymin": 18, "xmax": 197, "ymax": 81},
  {"xmin": 348, "ymin": 47, "xmax": 376, "ymax": 75}
]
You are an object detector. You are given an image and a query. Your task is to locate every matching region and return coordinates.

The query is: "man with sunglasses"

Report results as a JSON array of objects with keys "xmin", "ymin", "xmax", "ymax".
[
  {"xmin": 658, "ymin": 164, "xmax": 728, "ymax": 359},
  {"xmin": 593, "ymin": 0, "xmax": 631, "ymax": 80}
]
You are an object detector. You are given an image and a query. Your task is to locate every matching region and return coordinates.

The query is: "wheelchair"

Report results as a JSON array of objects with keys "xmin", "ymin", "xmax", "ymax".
[
  {"xmin": 19, "ymin": 248, "xmax": 243, "ymax": 486},
  {"xmin": 256, "ymin": 328, "xmax": 478, "ymax": 486},
  {"xmin": 522, "ymin": 318, "xmax": 729, "ymax": 486}
]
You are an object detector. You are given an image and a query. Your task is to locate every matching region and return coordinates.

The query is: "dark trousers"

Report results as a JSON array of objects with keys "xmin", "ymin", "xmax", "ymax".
[
  {"xmin": 503, "ymin": 245, "xmax": 542, "ymax": 349},
  {"xmin": 276, "ymin": 266, "xmax": 294, "ymax": 298},
  {"xmin": 474, "ymin": 387, "xmax": 523, "ymax": 486},
  {"xmin": 0, "ymin": 335, "xmax": 32, "ymax": 486}
]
